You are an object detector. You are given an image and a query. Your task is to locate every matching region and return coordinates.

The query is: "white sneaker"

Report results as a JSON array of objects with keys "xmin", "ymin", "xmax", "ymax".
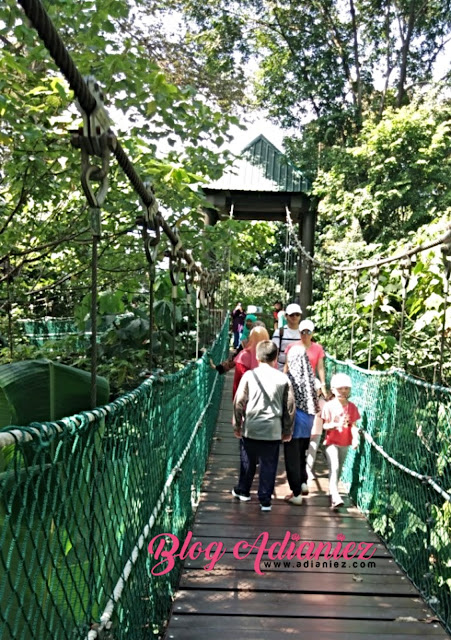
[
  {"xmin": 260, "ymin": 503, "xmax": 272, "ymax": 511},
  {"xmin": 232, "ymin": 489, "xmax": 251, "ymax": 502},
  {"xmin": 288, "ymin": 494, "xmax": 303, "ymax": 506},
  {"xmin": 301, "ymin": 483, "xmax": 309, "ymax": 495}
]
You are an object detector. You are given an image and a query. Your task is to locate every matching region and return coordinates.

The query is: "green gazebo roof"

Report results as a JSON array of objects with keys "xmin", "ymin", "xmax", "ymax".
[{"xmin": 206, "ymin": 134, "xmax": 311, "ymax": 193}]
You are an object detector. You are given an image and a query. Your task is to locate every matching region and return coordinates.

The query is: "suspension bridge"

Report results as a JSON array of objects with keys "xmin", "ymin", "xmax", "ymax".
[{"xmin": 1, "ymin": 1, "xmax": 451, "ymax": 639}]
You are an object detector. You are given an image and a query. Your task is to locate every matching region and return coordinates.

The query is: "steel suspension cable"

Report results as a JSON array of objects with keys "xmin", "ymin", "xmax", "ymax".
[
  {"xmin": 397, "ymin": 259, "xmax": 411, "ymax": 369},
  {"xmin": 16, "ymin": 0, "xmax": 209, "ymax": 282},
  {"xmin": 439, "ymin": 265, "xmax": 451, "ymax": 384},
  {"xmin": 285, "ymin": 206, "xmax": 451, "ymax": 274},
  {"xmin": 367, "ymin": 267, "xmax": 379, "ymax": 369},
  {"xmin": 349, "ymin": 272, "xmax": 358, "ymax": 360}
]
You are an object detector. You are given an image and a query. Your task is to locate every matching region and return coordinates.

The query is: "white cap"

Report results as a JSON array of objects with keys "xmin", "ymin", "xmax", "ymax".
[
  {"xmin": 330, "ymin": 373, "xmax": 352, "ymax": 388},
  {"xmin": 299, "ymin": 319, "xmax": 314, "ymax": 332},
  {"xmin": 286, "ymin": 303, "xmax": 302, "ymax": 316}
]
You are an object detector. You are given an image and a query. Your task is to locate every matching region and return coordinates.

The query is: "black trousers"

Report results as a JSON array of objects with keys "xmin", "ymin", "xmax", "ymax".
[
  {"xmin": 236, "ymin": 437, "xmax": 280, "ymax": 504},
  {"xmin": 284, "ymin": 437, "xmax": 310, "ymax": 496}
]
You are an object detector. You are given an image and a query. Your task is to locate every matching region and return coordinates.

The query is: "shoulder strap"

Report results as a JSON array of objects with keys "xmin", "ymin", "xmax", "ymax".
[
  {"xmin": 252, "ymin": 370, "xmax": 272, "ymax": 404},
  {"xmin": 278, "ymin": 327, "xmax": 284, "ymax": 352}
]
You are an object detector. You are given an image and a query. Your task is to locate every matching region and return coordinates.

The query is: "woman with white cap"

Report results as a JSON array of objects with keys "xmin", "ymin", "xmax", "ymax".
[
  {"xmin": 284, "ymin": 318, "xmax": 326, "ymax": 489},
  {"xmin": 283, "ymin": 345, "xmax": 319, "ymax": 505},
  {"xmin": 271, "ymin": 302, "xmax": 303, "ymax": 371},
  {"xmin": 322, "ymin": 373, "xmax": 360, "ymax": 510}
]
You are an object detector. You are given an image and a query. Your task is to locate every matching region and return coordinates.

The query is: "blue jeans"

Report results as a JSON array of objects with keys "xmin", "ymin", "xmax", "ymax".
[{"xmin": 235, "ymin": 437, "xmax": 280, "ymax": 504}]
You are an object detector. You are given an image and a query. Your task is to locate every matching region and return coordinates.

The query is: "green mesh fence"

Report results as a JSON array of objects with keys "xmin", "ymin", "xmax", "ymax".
[
  {"xmin": 326, "ymin": 355, "xmax": 451, "ymax": 633},
  {"xmin": 17, "ymin": 316, "xmax": 127, "ymax": 346},
  {"xmin": 0, "ymin": 317, "xmax": 229, "ymax": 640},
  {"xmin": 18, "ymin": 318, "xmax": 80, "ymax": 346}
]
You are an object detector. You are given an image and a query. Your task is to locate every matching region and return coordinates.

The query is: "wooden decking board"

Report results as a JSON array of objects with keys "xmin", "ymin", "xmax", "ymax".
[
  {"xmin": 167, "ymin": 628, "xmax": 447, "ymax": 640},
  {"xmin": 180, "ymin": 570, "xmax": 416, "ymax": 594},
  {"xmin": 194, "ymin": 509, "xmax": 375, "ymax": 527},
  {"xmin": 187, "ymin": 524, "xmax": 381, "ymax": 544},
  {"xmin": 162, "ymin": 374, "xmax": 450, "ymax": 639},
  {"xmin": 184, "ymin": 539, "xmax": 390, "ymax": 559},
  {"xmin": 172, "ymin": 589, "xmax": 431, "ymax": 618},
  {"xmin": 184, "ymin": 555, "xmax": 400, "ymax": 573},
  {"xmin": 168, "ymin": 615, "xmax": 447, "ymax": 636}
]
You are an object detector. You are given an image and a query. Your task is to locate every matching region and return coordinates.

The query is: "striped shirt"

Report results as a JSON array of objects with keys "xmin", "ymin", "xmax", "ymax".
[{"xmin": 272, "ymin": 328, "xmax": 302, "ymax": 371}]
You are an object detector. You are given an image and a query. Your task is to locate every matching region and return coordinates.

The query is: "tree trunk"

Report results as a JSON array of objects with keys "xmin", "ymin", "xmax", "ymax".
[
  {"xmin": 396, "ymin": 1, "xmax": 417, "ymax": 107},
  {"xmin": 349, "ymin": 0, "xmax": 362, "ymax": 128}
]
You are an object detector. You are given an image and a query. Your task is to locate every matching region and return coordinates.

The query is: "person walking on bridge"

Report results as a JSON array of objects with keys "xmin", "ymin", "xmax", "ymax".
[
  {"xmin": 232, "ymin": 341, "xmax": 295, "ymax": 511},
  {"xmin": 271, "ymin": 303, "xmax": 302, "ymax": 371},
  {"xmin": 283, "ymin": 345, "xmax": 319, "ymax": 505},
  {"xmin": 284, "ymin": 319, "xmax": 326, "ymax": 486},
  {"xmin": 231, "ymin": 302, "xmax": 246, "ymax": 349},
  {"xmin": 232, "ymin": 326, "xmax": 270, "ymax": 397},
  {"xmin": 322, "ymin": 373, "xmax": 360, "ymax": 510}
]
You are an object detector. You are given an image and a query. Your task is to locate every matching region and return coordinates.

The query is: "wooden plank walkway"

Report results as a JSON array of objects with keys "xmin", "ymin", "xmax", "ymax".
[{"xmin": 164, "ymin": 373, "xmax": 450, "ymax": 639}]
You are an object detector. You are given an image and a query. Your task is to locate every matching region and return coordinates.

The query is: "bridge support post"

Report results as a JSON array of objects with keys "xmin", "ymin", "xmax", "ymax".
[{"xmin": 297, "ymin": 203, "xmax": 316, "ymax": 317}]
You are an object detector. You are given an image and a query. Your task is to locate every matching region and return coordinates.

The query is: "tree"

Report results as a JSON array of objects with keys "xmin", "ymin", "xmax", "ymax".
[
  {"xmin": 314, "ymin": 94, "xmax": 451, "ymax": 244},
  {"xmin": 165, "ymin": 0, "xmax": 451, "ymax": 140}
]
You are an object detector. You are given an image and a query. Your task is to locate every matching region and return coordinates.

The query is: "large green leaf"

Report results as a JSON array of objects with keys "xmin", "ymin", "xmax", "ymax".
[{"xmin": 0, "ymin": 360, "xmax": 109, "ymax": 427}]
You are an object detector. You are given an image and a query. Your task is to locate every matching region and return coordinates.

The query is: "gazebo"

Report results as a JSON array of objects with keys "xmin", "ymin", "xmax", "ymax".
[{"xmin": 202, "ymin": 134, "xmax": 315, "ymax": 313}]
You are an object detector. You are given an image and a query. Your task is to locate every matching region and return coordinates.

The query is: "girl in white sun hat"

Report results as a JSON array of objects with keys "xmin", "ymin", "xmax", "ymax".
[{"xmin": 322, "ymin": 373, "xmax": 360, "ymax": 510}]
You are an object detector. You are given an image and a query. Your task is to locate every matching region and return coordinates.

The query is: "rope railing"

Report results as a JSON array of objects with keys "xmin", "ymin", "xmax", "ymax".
[
  {"xmin": 88, "ymin": 359, "xmax": 223, "ymax": 639},
  {"xmin": 0, "ymin": 318, "xmax": 229, "ymax": 640},
  {"xmin": 286, "ymin": 205, "xmax": 451, "ymax": 274},
  {"xmin": 326, "ymin": 354, "xmax": 451, "ymax": 633},
  {"xmin": 360, "ymin": 431, "xmax": 451, "ymax": 502}
]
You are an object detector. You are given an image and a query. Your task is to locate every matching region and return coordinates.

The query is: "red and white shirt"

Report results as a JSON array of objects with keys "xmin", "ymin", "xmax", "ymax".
[{"xmin": 322, "ymin": 398, "xmax": 360, "ymax": 446}]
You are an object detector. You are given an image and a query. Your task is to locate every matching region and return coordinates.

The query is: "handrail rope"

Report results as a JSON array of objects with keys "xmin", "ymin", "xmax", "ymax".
[
  {"xmin": 327, "ymin": 353, "xmax": 451, "ymax": 393},
  {"xmin": 15, "ymin": 0, "xmax": 212, "ymax": 283},
  {"xmin": 285, "ymin": 206, "xmax": 451, "ymax": 273},
  {"xmin": 326, "ymin": 354, "xmax": 451, "ymax": 500},
  {"xmin": 0, "ymin": 349, "xmax": 221, "ymax": 450},
  {"xmin": 360, "ymin": 430, "xmax": 451, "ymax": 502},
  {"xmin": 86, "ymin": 363, "xmax": 221, "ymax": 640}
]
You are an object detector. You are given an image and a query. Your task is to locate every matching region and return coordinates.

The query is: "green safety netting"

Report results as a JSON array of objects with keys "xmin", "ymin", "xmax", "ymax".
[
  {"xmin": 326, "ymin": 355, "xmax": 451, "ymax": 633},
  {"xmin": 0, "ymin": 317, "xmax": 229, "ymax": 640},
  {"xmin": 17, "ymin": 316, "xmax": 129, "ymax": 346},
  {"xmin": 18, "ymin": 318, "xmax": 80, "ymax": 346}
]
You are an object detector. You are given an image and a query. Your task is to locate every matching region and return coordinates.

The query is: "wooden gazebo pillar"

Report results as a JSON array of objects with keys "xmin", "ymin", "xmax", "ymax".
[{"xmin": 296, "ymin": 202, "xmax": 316, "ymax": 316}]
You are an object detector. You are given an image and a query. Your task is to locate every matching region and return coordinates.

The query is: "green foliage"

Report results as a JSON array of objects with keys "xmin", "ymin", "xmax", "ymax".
[
  {"xmin": 311, "ymin": 211, "xmax": 451, "ymax": 383},
  {"xmin": 225, "ymin": 273, "xmax": 288, "ymax": 316},
  {"xmin": 0, "ymin": 0, "xmax": 237, "ymax": 313},
  {"xmin": 314, "ymin": 97, "xmax": 451, "ymax": 244},
  {"xmin": 169, "ymin": 0, "xmax": 451, "ymax": 141},
  {"xmin": 0, "ymin": 0, "xmax": 242, "ymax": 393}
]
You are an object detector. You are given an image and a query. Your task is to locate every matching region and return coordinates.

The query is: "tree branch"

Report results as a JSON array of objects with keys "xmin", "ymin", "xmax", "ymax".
[
  {"xmin": 271, "ymin": 6, "xmax": 321, "ymax": 117},
  {"xmin": 0, "ymin": 168, "xmax": 29, "ymax": 236},
  {"xmin": 312, "ymin": 0, "xmax": 357, "ymax": 108}
]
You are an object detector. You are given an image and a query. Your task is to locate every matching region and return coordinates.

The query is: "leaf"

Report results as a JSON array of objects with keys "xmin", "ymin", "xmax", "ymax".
[{"xmin": 413, "ymin": 310, "xmax": 440, "ymax": 332}]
